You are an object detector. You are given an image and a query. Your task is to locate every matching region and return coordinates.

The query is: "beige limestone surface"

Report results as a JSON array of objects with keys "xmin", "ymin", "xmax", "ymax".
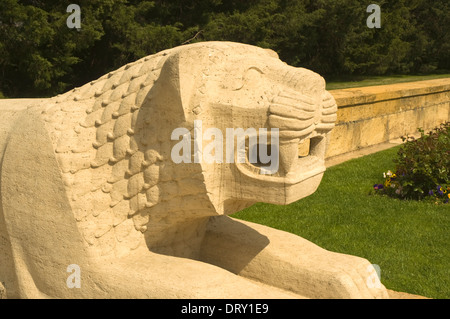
[
  {"xmin": 326, "ymin": 78, "xmax": 450, "ymax": 158},
  {"xmin": 0, "ymin": 41, "xmax": 389, "ymax": 299}
]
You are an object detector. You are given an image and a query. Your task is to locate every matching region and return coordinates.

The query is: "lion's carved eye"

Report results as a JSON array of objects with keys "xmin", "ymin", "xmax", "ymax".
[{"xmin": 233, "ymin": 67, "xmax": 264, "ymax": 91}]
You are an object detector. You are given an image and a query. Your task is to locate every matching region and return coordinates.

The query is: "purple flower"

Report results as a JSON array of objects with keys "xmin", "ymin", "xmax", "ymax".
[{"xmin": 428, "ymin": 190, "xmax": 434, "ymax": 196}]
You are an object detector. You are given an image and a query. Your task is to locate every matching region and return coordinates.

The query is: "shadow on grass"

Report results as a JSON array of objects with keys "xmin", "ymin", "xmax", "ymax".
[{"xmin": 232, "ymin": 145, "xmax": 449, "ymax": 299}]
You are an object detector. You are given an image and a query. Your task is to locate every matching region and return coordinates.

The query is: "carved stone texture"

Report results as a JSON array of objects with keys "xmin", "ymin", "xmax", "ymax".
[{"xmin": 0, "ymin": 42, "xmax": 388, "ymax": 298}]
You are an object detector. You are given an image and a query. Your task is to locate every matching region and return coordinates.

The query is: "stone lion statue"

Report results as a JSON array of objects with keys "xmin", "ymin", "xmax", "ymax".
[{"xmin": 0, "ymin": 41, "xmax": 388, "ymax": 298}]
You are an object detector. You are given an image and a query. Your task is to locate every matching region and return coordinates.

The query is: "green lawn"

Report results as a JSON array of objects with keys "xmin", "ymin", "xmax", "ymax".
[
  {"xmin": 326, "ymin": 74, "xmax": 450, "ymax": 90},
  {"xmin": 232, "ymin": 146, "xmax": 449, "ymax": 299}
]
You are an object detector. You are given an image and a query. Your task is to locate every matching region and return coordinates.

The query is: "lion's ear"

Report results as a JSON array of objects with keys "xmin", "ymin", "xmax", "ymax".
[
  {"xmin": 150, "ymin": 52, "xmax": 185, "ymax": 121},
  {"xmin": 151, "ymin": 46, "xmax": 209, "ymax": 123}
]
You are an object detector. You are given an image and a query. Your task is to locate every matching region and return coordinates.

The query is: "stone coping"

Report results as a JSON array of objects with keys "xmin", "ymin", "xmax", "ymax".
[
  {"xmin": 0, "ymin": 98, "xmax": 47, "ymax": 110},
  {"xmin": 330, "ymin": 78, "xmax": 450, "ymax": 108}
]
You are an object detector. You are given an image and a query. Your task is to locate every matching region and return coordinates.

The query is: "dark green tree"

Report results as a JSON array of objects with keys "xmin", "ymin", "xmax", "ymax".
[{"xmin": 0, "ymin": 0, "xmax": 448, "ymax": 97}]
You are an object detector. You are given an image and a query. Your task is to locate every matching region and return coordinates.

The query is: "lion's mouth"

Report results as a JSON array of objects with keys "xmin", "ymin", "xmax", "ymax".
[
  {"xmin": 236, "ymin": 132, "xmax": 327, "ymax": 185},
  {"xmin": 235, "ymin": 88, "xmax": 336, "ymax": 185}
]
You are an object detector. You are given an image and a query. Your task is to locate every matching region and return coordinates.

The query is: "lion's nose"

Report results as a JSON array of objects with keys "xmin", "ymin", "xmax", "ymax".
[{"xmin": 268, "ymin": 89, "xmax": 317, "ymax": 140}]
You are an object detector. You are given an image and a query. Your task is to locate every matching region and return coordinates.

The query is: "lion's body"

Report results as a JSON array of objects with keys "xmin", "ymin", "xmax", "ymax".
[{"xmin": 0, "ymin": 42, "xmax": 388, "ymax": 299}]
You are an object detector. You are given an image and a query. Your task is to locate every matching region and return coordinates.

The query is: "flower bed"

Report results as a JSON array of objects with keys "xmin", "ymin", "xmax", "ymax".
[{"xmin": 373, "ymin": 122, "xmax": 450, "ymax": 204}]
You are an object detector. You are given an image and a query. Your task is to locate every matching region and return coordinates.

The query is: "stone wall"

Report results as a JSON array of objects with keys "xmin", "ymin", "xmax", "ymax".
[{"xmin": 325, "ymin": 78, "xmax": 450, "ymax": 159}]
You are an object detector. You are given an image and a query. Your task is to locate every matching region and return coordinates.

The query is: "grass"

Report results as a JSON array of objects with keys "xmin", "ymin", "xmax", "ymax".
[
  {"xmin": 326, "ymin": 74, "xmax": 450, "ymax": 90},
  {"xmin": 231, "ymin": 145, "xmax": 449, "ymax": 299}
]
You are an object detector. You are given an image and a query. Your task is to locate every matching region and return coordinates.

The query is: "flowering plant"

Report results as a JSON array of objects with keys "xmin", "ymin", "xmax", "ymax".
[
  {"xmin": 373, "ymin": 122, "xmax": 449, "ymax": 204},
  {"xmin": 374, "ymin": 172, "xmax": 449, "ymax": 204}
]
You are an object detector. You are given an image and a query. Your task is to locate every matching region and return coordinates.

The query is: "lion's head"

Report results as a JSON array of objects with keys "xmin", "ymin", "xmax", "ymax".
[
  {"xmin": 44, "ymin": 42, "xmax": 336, "ymax": 255},
  {"xmin": 144, "ymin": 42, "xmax": 337, "ymax": 213}
]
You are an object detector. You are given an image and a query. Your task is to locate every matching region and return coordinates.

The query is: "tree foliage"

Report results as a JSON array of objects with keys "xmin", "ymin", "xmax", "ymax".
[{"xmin": 0, "ymin": 0, "xmax": 449, "ymax": 97}]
